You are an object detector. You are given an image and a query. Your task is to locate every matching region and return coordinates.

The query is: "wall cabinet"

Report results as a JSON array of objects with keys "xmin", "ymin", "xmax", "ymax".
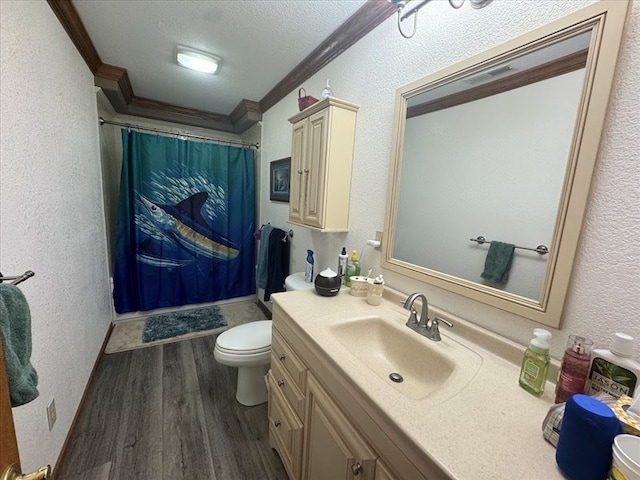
[{"xmin": 288, "ymin": 97, "xmax": 359, "ymax": 232}]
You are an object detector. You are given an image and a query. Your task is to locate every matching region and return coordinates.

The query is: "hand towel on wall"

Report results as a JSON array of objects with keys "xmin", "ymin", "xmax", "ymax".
[
  {"xmin": 480, "ymin": 241, "xmax": 516, "ymax": 284},
  {"xmin": 0, "ymin": 283, "xmax": 39, "ymax": 407},
  {"xmin": 256, "ymin": 224, "xmax": 274, "ymax": 289},
  {"xmin": 264, "ymin": 228, "xmax": 290, "ymax": 301}
]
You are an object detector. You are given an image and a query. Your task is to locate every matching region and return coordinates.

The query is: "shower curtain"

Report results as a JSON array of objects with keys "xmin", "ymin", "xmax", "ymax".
[{"xmin": 112, "ymin": 130, "xmax": 256, "ymax": 314}]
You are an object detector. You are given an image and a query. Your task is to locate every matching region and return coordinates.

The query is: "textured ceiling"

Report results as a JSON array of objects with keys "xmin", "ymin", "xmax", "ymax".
[{"xmin": 73, "ymin": 0, "xmax": 368, "ymax": 115}]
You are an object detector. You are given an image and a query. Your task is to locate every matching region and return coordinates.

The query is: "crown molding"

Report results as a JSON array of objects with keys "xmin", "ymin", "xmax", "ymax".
[{"xmin": 48, "ymin": 0, "xmax": 394, "ymax": 133}]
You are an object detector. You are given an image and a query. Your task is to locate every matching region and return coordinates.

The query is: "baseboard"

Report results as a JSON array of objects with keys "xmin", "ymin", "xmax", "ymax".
[
  {"xmin": 50, "ymin": 322, "xmax": 114, "ymax": 480},
  {"xmin": 255, "ymin": 299, "xmax": 272, "ymax": 320}
]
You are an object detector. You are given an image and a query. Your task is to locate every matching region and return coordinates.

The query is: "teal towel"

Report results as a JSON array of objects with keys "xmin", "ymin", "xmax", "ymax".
[
  {"xmin": 256, "ymin": 224, "xmax": 274, "ymax": 289},
  {"xmin": 481, "ymin": 241, "xmax": 515, "ymax": 284},
  {"xmin": 0, "ymin": 283, "xmax": 39, "ymax": 407}
]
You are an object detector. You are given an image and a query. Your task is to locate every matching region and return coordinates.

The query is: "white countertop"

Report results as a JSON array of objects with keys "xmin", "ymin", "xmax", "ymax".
[{"xmin": 272, "ymin": 288, "xmax": 564, "ymax": 480}]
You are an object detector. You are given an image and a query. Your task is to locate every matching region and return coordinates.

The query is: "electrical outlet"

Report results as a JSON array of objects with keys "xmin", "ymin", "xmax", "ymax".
[
  {"xmin": 375, "ymin": 231, "xmax": 383, "ymax": 248},
  {"xmin": 47, "ymin": 399, "xmax": 57, "ymax": 431}
]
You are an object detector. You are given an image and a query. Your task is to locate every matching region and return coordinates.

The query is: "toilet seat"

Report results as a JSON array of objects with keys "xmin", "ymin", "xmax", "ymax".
[
  {"xmin": 215, "ymin": 345, "xmax": 270, "ymax": 356},
  {"xmin": 215, "ymin": 320, "xmax": 272, "ymax": 352}
]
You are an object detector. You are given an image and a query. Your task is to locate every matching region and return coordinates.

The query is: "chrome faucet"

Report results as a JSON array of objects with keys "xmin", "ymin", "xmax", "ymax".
[{"xmin": 402, "ymin": 292, "xmax": 453, "ymax": 341}]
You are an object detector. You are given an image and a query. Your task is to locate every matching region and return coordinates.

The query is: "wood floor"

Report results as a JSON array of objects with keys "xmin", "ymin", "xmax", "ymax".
[{"xmin": 55, "ymin": 335, "xmax": 289, "ymax": 480}]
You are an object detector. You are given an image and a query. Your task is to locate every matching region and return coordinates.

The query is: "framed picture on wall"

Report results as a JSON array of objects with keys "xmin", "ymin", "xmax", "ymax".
[{"xmin": 270, "ymin": 157, "xmax": 291, "ymax": 203}]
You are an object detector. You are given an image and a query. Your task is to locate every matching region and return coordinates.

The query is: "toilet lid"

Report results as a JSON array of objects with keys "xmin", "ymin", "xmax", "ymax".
[{"xmin": 216, "ymin": 320, "xmax": 272, "ymax": 352}]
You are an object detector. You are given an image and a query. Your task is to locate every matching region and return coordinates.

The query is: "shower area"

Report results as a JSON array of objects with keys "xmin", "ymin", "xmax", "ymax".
[{"xmin": 96, "ymin": 91, "xmax": 263, "ymax": 318}]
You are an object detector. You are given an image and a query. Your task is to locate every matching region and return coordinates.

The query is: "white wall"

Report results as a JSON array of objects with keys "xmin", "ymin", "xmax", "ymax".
[
  {"xmin": 260, "ymin": 0, "xmax": 640, "ymax": 360},
  {"xmin": 1, "ymin": 1, "xmax": 112, "ymax": 472}
]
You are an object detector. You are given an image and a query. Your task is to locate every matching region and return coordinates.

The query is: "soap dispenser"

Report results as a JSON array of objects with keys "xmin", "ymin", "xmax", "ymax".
[
  {"xmin": 519, "ymin": 328, "xmax": 552, "ymax": 396},
  {"xmin": 345, "ymin": 250, "xmax": 360, "ymax": 287}
]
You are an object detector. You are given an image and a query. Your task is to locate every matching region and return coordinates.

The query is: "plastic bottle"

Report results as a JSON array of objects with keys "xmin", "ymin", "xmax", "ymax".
[
  {"xmin": 554, "ymin": 335, "xmax": 593, "ymax": 404},
  {"xmin": 345, "ymin": 250, "xmax": 360, "ymax": 287},
  {"xmin": 519, "ymin": 328, "xmax": 552, "ymax": 396},
  {"xmin": 321, "ymin": 79, "xmax": 332, "ymax": 99},
  {"xmin": 305, "ymin": 250, "xmax": 314, "ymax": 283},
  {"xmin": 585, "ymin": 333, "xmax": 640, "ymax": 399},
  {"xmin": 338, "ymin": 247, "xmax": 348, "ymax": 285}
]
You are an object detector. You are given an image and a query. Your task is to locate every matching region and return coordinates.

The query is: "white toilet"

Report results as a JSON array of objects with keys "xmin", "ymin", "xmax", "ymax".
[
  {"xmin": 285, "ymin": 272, "xmax": 315, "ymax": 292},
  {"xmin": 214, "ymin": 274, "xmax": 313, "ymax": 406},
  {"xmin": 214, "ymin": 320, "xmax": 272, "ymax": 406}
]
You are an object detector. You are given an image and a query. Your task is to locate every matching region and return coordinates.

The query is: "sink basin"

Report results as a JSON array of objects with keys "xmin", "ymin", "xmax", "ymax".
[{"xmin": 329, "ymin": 315, "xmax": 482, "ymax": 401}]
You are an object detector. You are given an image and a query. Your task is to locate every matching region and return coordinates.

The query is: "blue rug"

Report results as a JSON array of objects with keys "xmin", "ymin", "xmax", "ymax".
[{"xmin": 142, "ymin": 306, "xmax": 227, "ymax": 343}]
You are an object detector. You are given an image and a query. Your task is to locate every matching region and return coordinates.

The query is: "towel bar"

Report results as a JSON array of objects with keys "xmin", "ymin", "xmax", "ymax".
[
  {"xmin": 0, "ymin": 270, "xmax": 35, "ymax": 285},
  {"xmin": 470, "ymin": 236, "xmax": 548, "ymax": 255}
]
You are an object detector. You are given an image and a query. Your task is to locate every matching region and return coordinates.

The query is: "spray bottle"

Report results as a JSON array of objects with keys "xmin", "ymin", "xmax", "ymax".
[{"xmin": 305, "ymin": 250, "xmax": 314, "ymax": 283}]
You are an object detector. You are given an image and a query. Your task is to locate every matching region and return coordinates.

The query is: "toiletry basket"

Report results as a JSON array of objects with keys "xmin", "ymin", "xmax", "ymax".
[{"xmin": 298, "ymin": 88, "xmax": 318, "ymax": 111}]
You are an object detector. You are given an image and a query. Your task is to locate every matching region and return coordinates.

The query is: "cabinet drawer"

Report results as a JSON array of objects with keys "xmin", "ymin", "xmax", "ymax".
[
  {"xmin": 268, "ymin": 373, "xmax": 304, "ymax": 479},
  {"xmin": 271, "ymin": 356, "xmax": 306, "ymax": 420},
  {"xmin": 272, "ymin": 329, "xmax": 307, "ymax": 391}
]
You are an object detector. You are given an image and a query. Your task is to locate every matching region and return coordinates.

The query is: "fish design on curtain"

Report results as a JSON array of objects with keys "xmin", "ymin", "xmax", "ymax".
[{"xmin": 113, "ymin": 130, "xmax": 256, "ymax": 313}]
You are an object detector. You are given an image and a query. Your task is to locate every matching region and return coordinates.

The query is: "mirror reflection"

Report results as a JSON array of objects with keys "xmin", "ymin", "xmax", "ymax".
[
  {"xmin": 384, "ymin": 0, "xmax": 631, "ymax": 328},
  {"xmin": 393, "ymin": 31, "xmax": 591, "ymax": 301}
]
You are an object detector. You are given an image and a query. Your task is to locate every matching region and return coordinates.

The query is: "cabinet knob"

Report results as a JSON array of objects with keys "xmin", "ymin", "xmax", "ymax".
[
  {"xmin": 277, "ymin": 379, "xmax": 285, "ymax": 388},
  {"xmin": 351, "ymin": 462, "xmax": 363, "ymax": 476},
  {"xmin": 303, "ymin": 168, "xmax": 310, "ymax": 173},
  {"xmin": 278, "ymin": 353, "xmax": 286, "ymax": 361},
  {"xmin": 273, "ymin": 420, "xmax": 281, "ymax": 428},
  {"xmin": 297, "ymin": 170, "xmax": 303, "ymax": 174}
]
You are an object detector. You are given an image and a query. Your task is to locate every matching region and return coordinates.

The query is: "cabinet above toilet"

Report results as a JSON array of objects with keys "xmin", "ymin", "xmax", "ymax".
[{"xmin": 288, "ymin": 97, "xmax": 359, "ymax": 232}]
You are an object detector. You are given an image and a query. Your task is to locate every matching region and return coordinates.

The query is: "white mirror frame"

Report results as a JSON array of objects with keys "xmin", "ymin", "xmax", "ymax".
[{"xmin": 383, "ymin": 1, "xmax": 631, "ymax": 328}]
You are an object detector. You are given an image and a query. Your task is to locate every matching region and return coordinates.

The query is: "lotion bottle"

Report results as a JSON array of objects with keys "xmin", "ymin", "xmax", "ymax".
[
  {"xmin": 338, "ymin": 247, "xmax": 348, "ymax": 285},
  {"xmin": 519, "ymin": 328, "xmax": 552, "ymax": 396},
  {"xmin": 585, "ymin": 333, "xmax": 640, "ymax": 399},
  {"xmin": 554, "ymin": 335, "xmax": 593, "ymax": 403}
]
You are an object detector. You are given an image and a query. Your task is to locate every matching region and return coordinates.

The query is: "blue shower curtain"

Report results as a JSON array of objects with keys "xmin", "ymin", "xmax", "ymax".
[{"xmin": 112, "ymin": 130, "xmax": 256, "ymax": 313}]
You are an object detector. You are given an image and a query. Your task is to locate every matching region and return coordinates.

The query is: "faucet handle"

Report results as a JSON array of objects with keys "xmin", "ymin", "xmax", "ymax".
[
  {"xmin": 433, "ymin": 317, "xmax": 453, "ymax": 328},
  {"xmin": 406, "ymin": 307, "xmax": 419, "ymax": 326}
]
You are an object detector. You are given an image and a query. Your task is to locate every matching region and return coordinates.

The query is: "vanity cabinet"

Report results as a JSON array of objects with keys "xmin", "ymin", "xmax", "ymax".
[
  {"xmin": 304, "ymin": 373, "xmax": 377, "ymax": 480},
  {"xmin": 269, "ymin": 329, "xmax": 307, "ymax": 479},
  {"xmin": 288, "ymin": 97, "xmax": 358, "ymax": 232},
  {"xmin": 269, "ymin": 310, "xmax": 414, "ymax": 480}
]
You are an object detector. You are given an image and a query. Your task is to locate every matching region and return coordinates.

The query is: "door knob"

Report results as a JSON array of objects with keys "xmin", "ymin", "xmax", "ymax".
[
  {"xmin": 1, "ymin": 464, "xmax": 51, "ymax": 480},
  {"xmin": 351, "ymin": 462, "xmax": 363, "ymax": 476}
]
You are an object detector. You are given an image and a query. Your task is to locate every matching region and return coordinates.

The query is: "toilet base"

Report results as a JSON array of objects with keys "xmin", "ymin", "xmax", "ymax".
[{"xmin": 236, "ymin": 364, "xmax": 269, "ymax": 406}]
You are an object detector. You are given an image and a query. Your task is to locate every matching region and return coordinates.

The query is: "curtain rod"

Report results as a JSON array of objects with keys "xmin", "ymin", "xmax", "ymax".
[{"xmin": 98, "ymin": 117, "xmax": 259, "ymax": 150}]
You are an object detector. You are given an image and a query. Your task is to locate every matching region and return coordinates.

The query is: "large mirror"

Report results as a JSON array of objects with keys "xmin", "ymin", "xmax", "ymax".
[{"xmin": 383, "ymin": 1, "xmax": 630, "ymax": 328}]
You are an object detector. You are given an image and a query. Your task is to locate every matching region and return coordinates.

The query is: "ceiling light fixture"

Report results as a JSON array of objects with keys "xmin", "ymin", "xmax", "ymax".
[
  {"xmin": 390, "ymin": 0, "xmax": 493, "ymax": 39},
  {"xmin": 176, "ymin": 47, "xmax": 221, "ymax": 75}
]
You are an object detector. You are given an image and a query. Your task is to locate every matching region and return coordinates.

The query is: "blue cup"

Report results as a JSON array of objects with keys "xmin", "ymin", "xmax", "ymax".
[{"xmin": 556, "ymin": 394, "xmax": 621, "ymax": 479}]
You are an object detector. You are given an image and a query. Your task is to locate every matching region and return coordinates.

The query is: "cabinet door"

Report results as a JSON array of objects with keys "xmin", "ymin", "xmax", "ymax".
[
  {"xmin": 289, "ymin": 119, "xmax": 307, "ymax": 224},
  {"xmin": 374, "ymin": 461, "xmax": 400, "ymax": 480},
  {"xmin": 303, "ymin": 109, "xmax": 329, "ymax": 229},
  {"xmin": 304, "ymin": 374, "xmax": 376, "ymax": 480}
]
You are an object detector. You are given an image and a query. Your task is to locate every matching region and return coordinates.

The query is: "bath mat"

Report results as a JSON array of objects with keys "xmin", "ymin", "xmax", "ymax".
[
  {"xmin": 142, "ymin": 306, "xmax": 227, "ymax": 343},
  {"xmin": 105, "ymin": 301, "xmax": 269, "ymax": 354}
]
